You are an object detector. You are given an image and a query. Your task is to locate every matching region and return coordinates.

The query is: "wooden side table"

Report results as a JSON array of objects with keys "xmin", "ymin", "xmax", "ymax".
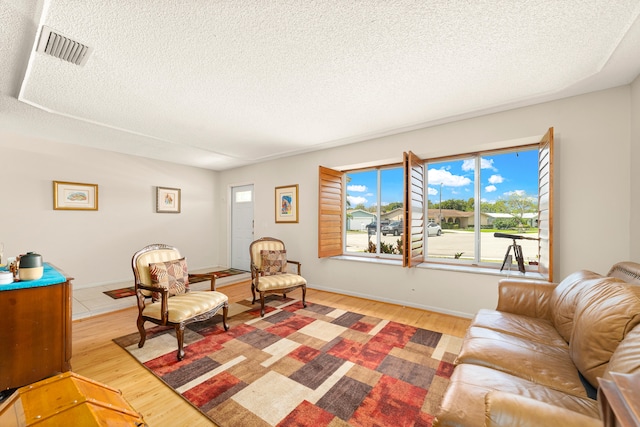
[
  {"xmin": 598, "ymin": 372, "xmax": 640, "ymax": 427},
  {"xmin": 0, "ymin": 264, "xmax": 73, "ymax": 392}
]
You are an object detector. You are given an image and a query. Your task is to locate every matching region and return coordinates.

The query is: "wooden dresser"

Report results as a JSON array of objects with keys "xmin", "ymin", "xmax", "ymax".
[
  {"xmin": 0, "ymin": 264, "xmax": 72, "ymax": 391},
  {"xmin": 599, "ymin": 372, "xmax": 640, "ymax": 427}
]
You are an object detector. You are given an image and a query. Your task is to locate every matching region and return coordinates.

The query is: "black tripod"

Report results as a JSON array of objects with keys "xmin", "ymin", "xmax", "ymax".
[
  {"xmin": 494, "ymin": 232, "xmax": 538, "ymax": 274},
  {"xmin": 500, "ymin": 238, "xmax": 525, "ymax": 273}
]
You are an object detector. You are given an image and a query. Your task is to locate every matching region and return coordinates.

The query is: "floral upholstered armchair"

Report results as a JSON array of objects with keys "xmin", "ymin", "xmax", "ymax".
[
  {"xmin": 131, "ymin": 243, "xmax": 229, "ymax": 360},
  {"xmin": 249, "ymin": 237, "xmax": 307, "ymax": 316}
]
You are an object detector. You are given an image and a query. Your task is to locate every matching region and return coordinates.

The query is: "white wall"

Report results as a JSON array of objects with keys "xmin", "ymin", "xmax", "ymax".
[
  {"xmin": 631, "ymin": 75, "xmax": 640, "ymax": 260},
  {"xmin": 217, "ymin": 86, "xmax": 633, "ymax": 317},
  {"xmin": 0, "ymin": 84, "xmax": 634, "ymax": 316},
  {"xmin": 0, "ymin": 133, "xmax": 219, "ymax": 288}
]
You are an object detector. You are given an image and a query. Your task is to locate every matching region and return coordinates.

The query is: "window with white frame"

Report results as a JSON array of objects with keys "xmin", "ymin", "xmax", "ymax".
[
  {"xmin": 425, "ymin": 148, "xmax": 540, "ymax": 268},
  {"xmin": 345, "ymin": 166, "xmax": 403, "ymax": 257},
  {"xmin": 318, "ymin": 128, "xmax": 554, "ymax": 280}
]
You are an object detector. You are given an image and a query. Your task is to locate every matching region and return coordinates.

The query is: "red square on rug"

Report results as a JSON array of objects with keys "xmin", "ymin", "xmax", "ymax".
[
  {"xmin": 277, "ymin": 400, "xmax": 335, "ymax": 427},
  {"xmin": 327, "ymin": 338, "xmax": 388, "ymax": 370},
  {"xmin": 350, "ymin": 375, "xmax": 427, "ymax": 426}
]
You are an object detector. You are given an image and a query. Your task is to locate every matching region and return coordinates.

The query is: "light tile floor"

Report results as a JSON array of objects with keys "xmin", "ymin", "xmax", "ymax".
[{"xmin": 72, "ymin": 270, "xmax": 251, "ymax": 321}]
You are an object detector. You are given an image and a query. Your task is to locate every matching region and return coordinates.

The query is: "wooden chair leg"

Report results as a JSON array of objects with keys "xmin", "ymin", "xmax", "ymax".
[
  {"xmin": 251, "ymin": 282, "xmax": 257, "ymax": 304},
  {"xmin": 222, "ymin": 304, "xmax": 229, "ymax": 331},
  {"xmin": 301, "ymin": 285, "xmax": 307, "ymax": 308},
  {"xmin": 260, "ymin": 293, "xmax": 266, "ymax": 317},
  {"xmin": 175, "ymin": 324, "xmax": 186, "ymax": 361},
  {"xmin": 137, "ymin": 317, "xmax": 147, "ymax": 348}
]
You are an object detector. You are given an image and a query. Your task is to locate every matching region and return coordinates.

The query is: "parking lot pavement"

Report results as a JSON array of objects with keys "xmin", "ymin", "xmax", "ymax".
[{"xmin": 345, "ymin": 230, "xmax": 539, "ymax": 263}]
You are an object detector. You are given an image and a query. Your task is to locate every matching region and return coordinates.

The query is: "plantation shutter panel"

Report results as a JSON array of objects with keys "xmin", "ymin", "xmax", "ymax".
[
  {"xmin": 403, "ymin": 151, "xmax": 425, "ymax": 267},
  {"xmin": 318, "ymin": 166, "xmax": 344, "ymax": 258},
  {"xmin": 537, "ymin": 128, "xmax": 554, "ymax": 281}
]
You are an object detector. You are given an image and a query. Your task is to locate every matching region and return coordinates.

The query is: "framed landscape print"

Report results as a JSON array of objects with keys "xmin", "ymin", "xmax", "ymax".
[
  {"xmin": 275, "ymin": 184, "xmax": 299, "ymax": 223},
  {"xmin": 156, "ymin": 186, "xmax": 181, "ymax": 213},
  {"xmin": 53, "ymin": 181, "xmax": 98, "ymax": 211}
]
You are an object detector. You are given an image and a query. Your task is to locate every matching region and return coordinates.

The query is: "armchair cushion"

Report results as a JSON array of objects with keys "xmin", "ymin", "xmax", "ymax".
[
  {"xmin": 260, "ymin": 249, "xmax": 287, "ymax": 275},
  {"xmin": 142, "ymin": 291, "xmax": 228, "ymax": 323},
  {"xmin": 149, "ymin": 257, "xmax": 189, "ymax": 302},
  {"xmin": 256, "ymin": 273, "xmax": 306, "ymax": 292}
]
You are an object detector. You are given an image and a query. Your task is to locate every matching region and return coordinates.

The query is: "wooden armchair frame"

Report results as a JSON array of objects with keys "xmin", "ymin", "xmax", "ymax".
[
  {"xmin": 249, "ymin": 237, "xmax": 307, "ymax": 316},
  {"xmin": 132, "ymin": 243, "xmax": 229, "ymax": 360}
]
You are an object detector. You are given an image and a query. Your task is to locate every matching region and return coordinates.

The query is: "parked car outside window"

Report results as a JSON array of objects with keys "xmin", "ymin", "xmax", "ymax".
[
  {"xmin": 427, "ymin": 222, "xmax": 442, "ymax": 236},
  {"xmin": 382, "ymin": 221, "xmax": 403, "ymax": 236},
  {"xmin": 366, "ymin": 220, "xmax": 389, "ymax": 235}
]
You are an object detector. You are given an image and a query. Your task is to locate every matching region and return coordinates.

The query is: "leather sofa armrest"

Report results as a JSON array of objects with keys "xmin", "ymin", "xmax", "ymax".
[
  {"xmin": 495, "ymin": 279, "xmax": 558, "ymax": 319},
  {"xmin": 485, "ymin": 391, "xmax": 602, "ymax": 427}
]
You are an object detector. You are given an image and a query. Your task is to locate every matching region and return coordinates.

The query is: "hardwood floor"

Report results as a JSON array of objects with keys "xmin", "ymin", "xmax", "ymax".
[{"xmin": 72, "ymin": 281, "xmax": 471, "ymax": 426}]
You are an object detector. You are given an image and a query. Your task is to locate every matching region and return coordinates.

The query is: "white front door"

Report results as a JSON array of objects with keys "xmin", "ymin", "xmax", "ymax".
[{"xmin": 231, "ymin": 184, "xmax": 254, "ymax": 271}]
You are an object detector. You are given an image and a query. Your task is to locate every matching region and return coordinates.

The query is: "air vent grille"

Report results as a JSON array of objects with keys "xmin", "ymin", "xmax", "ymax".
[{"xmin": 37, "ymin": 26, "xmax": 93, "ymax": 66}]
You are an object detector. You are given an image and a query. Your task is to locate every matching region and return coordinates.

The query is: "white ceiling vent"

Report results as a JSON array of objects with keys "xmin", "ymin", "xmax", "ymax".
[{"xmin": 36, "ymin": 26, "xmax": 93, "ymax": 66}]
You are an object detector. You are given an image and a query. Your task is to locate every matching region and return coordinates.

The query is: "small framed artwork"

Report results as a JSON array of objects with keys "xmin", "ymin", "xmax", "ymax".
[
  {"xmin": 275, "ymin": 184, "xmax": 298, "ymax": 223},
  {"xmin": 53, "ymin": 181, "xmax": 98, "ymax": 211},
  {"xmin": 156, "ymin": 186, "xmax": 181, "ymax": 213}
]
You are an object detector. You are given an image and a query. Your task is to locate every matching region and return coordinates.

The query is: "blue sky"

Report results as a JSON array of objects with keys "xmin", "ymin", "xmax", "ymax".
[{"xmin": 346, "ymin": 148, "xmax": 538, "ymax": 208}]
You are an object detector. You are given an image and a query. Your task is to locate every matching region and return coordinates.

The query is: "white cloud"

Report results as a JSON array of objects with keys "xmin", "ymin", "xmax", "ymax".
[
  {"xmin": 482, "ymin": 159, "xmax": 498, "ymax": 171},
  {"xmin": 428, "ymin": 187, "xmax": 438, "ymax": 195},
  {"xmin": 462, "ymin": 158, "xmax": 496, "ymax": 171},
  {"xmin": 504, "ymin": 189, "xmax": 526, "ymax": 197},
  {"xmin": 485, "ymin": 185, "xmax": 497, "ymax": 193},
  {"xmin": 488, "ymin": 174, "xmax": 504, "ymax": 184},
  {"xmin": 347, "ymin": 195, "xmax": 368, "ymax": 205},
  {"xmin": 428, "ymin": 168, "xmax": 471, "ymax": 187},
  {"xmin": 347, "ymin": 184, "xmax": 367, "ymax": 192}
]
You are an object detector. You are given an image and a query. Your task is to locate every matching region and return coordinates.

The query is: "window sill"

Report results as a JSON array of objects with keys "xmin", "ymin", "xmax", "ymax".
[
  {"xmin": 329, "ymin": 255, "xmax": 545, "ymax": 280},
  {"xmin": 329, "ymin": 255, "xmax": 403, "ymax": 266},
  {"xmin": 418, "ymin": 261, "xmax": 545, "ymax": 280}
]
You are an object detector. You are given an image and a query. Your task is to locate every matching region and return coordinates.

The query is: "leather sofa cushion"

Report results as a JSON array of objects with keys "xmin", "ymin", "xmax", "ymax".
[
  {"xmin": 434, "ymin": 364, "xmax": 599, "ymax": 427},
  {"xmin": 471, "ymin": 309, "xmax": 566, "ymax": 347},
  {"xmin": 604, "ymin": 324, "xmax": 640, "ymax": 379},
  {"xmin": 456, "ymin": 326, "xmax": 586, "ymax": 396},
  {"xmin": 495, "ymin": 279, "xmax": 556, "ymax": 319},
  {"xmin": 549, "ymin": 270, "xmax": 603, "ymax": 342},
  {"xmin": 485, "ymin": 391, "xmax": 603, "ymax": 427},
  {"xmin": 570, "ymin": 278, "xmax": 640, "ymax": 387}
]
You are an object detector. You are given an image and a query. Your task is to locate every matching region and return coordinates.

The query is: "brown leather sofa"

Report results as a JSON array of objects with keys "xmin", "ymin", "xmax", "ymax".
[{"xmin": 434, "ymin": 261, "xmax": 640, "ymax": 427}]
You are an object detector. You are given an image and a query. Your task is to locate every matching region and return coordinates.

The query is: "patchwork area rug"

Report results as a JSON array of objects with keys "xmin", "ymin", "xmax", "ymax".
[{"xmin": 114, "ymin": 297, "xmax": 462, "ymax": 426}]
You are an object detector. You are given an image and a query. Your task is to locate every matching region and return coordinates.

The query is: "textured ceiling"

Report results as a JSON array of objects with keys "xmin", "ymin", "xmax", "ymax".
[{"xmin": 2, "ymin": 0, "xmax": 640, "ymax": 170}]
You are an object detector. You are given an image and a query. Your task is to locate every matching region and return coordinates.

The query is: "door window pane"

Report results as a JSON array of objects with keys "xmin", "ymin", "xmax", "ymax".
[{"xmin": 235, "ymin": 190, "xmax": 252, "ymax": 203}]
